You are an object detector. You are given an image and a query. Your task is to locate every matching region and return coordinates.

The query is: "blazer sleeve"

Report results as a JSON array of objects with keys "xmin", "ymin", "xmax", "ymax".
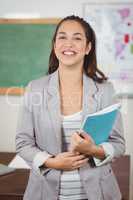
[
  {"xmin": 16, "ymin": 82, "xmax": 52, "ymax": 175},
  {"xmin": 100, "ymin": 82, "xmax": 126, "ymax": 159}
]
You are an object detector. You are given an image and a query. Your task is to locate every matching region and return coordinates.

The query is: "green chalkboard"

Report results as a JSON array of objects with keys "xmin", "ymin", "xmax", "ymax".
[{"xmin": 0, "ymin": 23, "xmax": 57, "ymax": 90}]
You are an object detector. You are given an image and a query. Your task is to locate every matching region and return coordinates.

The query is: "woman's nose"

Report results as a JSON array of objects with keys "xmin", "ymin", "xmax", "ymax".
[{"xmin": 64, "ymin": 38, "xmax": 74, "ymax": 47}]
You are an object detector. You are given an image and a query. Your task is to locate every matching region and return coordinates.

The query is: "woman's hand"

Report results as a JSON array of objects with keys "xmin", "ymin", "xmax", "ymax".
[
  {"xmin": 69, "ymin": 132, "xmax": 106, "ymax": 159},
  {"xmin": 44, "ymin": 152, "xmax": 88, "ymax": 171},
  {"xmin": 69, "ymin": 131, "xmax": 96, "ymax": 155}
]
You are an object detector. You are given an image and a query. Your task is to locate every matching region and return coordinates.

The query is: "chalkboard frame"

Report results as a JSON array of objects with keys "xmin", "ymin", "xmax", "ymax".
[{"xmin": 0, "ymin": 18, "xmax": 61, "ymax": 95}]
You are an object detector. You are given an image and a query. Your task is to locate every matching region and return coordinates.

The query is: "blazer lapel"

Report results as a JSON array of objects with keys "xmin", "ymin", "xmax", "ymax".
[
  {"xmin": 82, "ymin": 73, "xmax": 99, "ymax": 122},
  {"xmin": 47, "ymin": 70, "xmax": 62, "ymax": 153}
]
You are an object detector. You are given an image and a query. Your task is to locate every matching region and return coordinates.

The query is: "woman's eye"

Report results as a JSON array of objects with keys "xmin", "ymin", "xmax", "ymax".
[
  {"xmin": 74, "ymin": 37, "xmax": 82, "ymax": 41},
  {"xmin": 58, "ymin": 36, "xmax": 66, "ymax": 40}
]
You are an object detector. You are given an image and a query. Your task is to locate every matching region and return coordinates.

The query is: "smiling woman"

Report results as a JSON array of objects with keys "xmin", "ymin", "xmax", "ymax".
[
  {"xmin": 54, "ymin": 20, "xmax": 91, "ymax": 70},
  {"xmin": 48, "ymin": 16, "xmax": 107, "ymax": 83},
  {"xmin": 16, "ymin": 15, "xmax": 125, "ymax": 200}
]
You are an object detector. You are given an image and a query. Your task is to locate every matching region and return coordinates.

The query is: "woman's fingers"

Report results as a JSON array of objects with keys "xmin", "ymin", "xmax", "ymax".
[
  {"xmin": 73, "ymin": 154, "xmax": 86, "ymax": 161},
  {"xmin": 79, "ymin": 132, "xmax": 90, "ymax": 140},
  {"xmin": 62, "ymin": 151, "xmax": 78, "ymax": 157},
  {"xmin": 72, "ymin": 158, "xmax": 89, "ymax": 168},
  {"xmin": 81, "ymin": 132, "xmax": 94, "ymax": 142}
]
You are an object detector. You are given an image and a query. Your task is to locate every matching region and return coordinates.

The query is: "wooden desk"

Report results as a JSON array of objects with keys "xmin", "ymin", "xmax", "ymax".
[
  {"xmin": 0, "ymin": 153, "xmax": 29, "ymax": 200},
  {"xmin": 0, "ymin": 153, "xmax": 130, "ymax": 200}
]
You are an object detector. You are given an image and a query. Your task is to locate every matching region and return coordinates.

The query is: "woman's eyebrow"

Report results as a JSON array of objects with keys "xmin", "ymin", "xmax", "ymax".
[
  {"xmin": 57, "ymin": 32, "xmax": 83, "ymax": 36},
  {"xmin": 73, "ymin": 32, "xmax": 83, "ymax": 36}
]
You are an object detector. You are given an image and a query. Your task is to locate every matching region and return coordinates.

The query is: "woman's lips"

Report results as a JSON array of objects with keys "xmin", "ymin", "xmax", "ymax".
[{"xmin": 62, "ymin": 50, "xmax": 77, "ymax": 55}]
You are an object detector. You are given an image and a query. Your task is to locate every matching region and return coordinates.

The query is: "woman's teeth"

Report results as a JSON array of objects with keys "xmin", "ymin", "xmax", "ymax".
[{"xmin": 63, "ymin": 51, "xmax": 76, "ymax": 55}]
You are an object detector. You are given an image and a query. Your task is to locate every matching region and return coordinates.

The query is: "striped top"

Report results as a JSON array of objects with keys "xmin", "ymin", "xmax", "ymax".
[{"xmin": 59, "ymin": 111, "xmax": 87, "ymax": 200}]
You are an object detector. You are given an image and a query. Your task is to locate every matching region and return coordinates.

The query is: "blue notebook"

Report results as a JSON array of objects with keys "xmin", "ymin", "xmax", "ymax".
[{"xmin": 80, "ymin": 103, "xmax": 121, "ymax": 145}]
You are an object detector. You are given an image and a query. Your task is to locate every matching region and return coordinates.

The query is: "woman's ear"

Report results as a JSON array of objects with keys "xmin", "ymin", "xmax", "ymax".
[{"xmin": 86, "ymin": 42, "xmax": 91, "ymax": 55}]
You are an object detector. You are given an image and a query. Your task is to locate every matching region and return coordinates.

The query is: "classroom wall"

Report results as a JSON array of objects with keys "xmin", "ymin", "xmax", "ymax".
[{"xmin": 0, "ymin": 0, "xmax": 133, "ymax": 199}]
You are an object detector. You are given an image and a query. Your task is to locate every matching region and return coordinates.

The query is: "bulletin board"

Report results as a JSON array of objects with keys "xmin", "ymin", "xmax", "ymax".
[
  {"xmin": 83, "ymin": 2, "xmax": 133, "ymax": 97},
  {"xmin": 0, "ymin": 18, "xmax": 61, "ymax": 95}
]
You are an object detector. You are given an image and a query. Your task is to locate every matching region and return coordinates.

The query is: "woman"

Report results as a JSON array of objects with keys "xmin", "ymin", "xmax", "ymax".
[{"xmin": 16, "ymin": 15, "xmax": 125, "ymax": 200}]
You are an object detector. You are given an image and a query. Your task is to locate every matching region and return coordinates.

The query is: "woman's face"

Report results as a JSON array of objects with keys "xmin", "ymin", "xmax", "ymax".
[{"xmin": 54, "ymin": 20, "xmax": 91, "ymax": 68}]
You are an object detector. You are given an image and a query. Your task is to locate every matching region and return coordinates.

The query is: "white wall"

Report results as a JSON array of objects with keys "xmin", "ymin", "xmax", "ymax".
[
  {"xmin": 0, "ymin": 0, "xmax": 133, "ymax": 18},
  {"xmin": 0, "ymin": 0, "xmax": 133, "ymax": 199}
]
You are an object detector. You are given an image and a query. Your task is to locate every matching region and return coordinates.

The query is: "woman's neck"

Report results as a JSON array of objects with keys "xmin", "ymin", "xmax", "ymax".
[
  {"xmin": 58, "ymin": 66, "xmax": 83, "ymax": 115},
  {"xmin": 58, "ymin": 66, "xmax": 83, "ymax": 89}
]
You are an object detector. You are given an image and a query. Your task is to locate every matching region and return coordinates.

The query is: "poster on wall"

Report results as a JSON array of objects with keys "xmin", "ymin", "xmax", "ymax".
[{"xmin": 83, "ymin": 3, "xmax": 133, "ymax": 96}]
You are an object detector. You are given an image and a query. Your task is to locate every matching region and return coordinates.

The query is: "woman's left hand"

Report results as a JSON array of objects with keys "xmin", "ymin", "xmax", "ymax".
[{"xmin": 69, "ymin": 131, "xmax": 96, "ymax": 156}]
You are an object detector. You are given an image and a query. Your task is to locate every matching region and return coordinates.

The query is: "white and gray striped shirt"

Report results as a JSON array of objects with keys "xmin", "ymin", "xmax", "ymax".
[{"xmin": 59, "ymin": 111, "xmax": 87, "ymax": 200}]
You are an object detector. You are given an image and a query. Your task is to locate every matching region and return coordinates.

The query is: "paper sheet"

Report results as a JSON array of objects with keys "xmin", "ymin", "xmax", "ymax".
[{"xmin": 8, "ymin": 154, "xmax": 31, "ymax": 169}]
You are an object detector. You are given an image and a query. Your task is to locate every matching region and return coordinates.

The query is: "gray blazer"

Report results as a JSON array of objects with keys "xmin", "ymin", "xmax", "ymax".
[{"xmin": 16, "ymin": 70, "xmax": 125, "ymax": 200}]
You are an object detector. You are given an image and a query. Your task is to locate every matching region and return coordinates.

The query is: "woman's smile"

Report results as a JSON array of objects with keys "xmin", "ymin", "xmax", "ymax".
[{"xmin": 62, "ymin": 50, "xmax": 77, "ymax": 56}]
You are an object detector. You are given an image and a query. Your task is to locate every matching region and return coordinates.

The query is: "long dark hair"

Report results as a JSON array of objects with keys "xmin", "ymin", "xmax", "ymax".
[{"xmin": 48, "ymin": 15, "xmax": 107, "ymax": 83}]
